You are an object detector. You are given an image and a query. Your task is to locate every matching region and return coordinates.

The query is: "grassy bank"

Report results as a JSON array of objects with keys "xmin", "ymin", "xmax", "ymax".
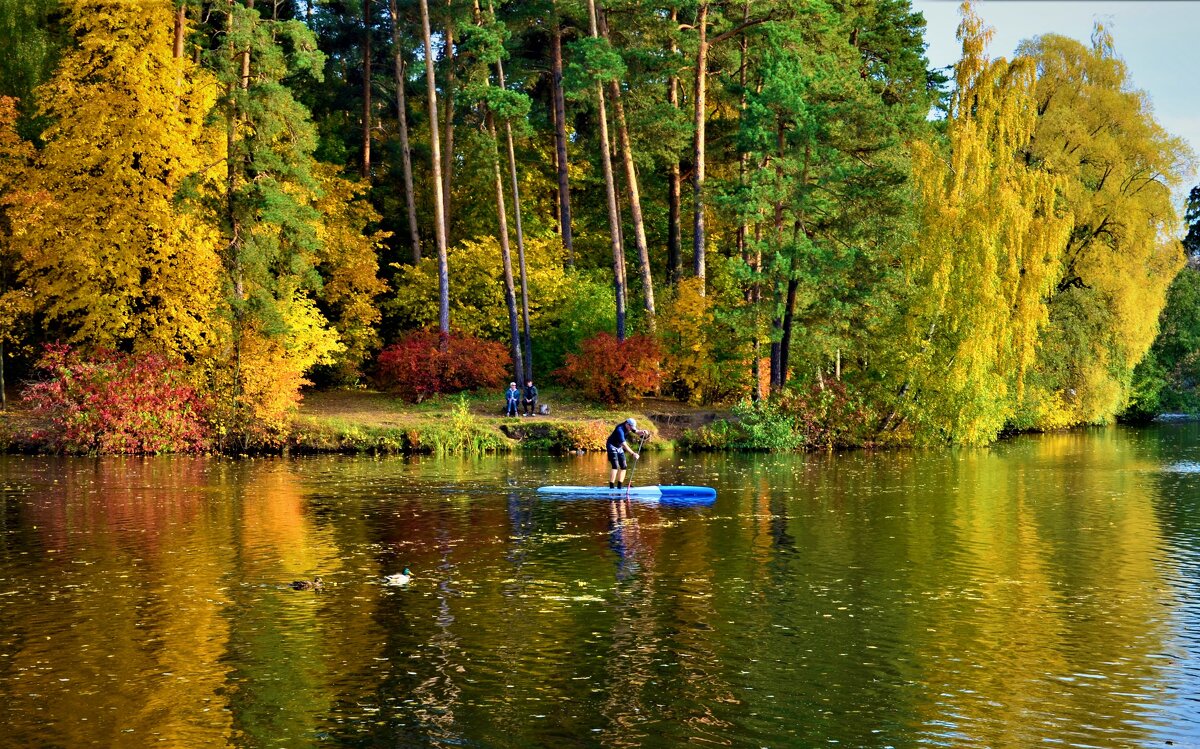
[
  {"xmin": 288, "ymin": 387, "xmax": 711, "ymax": 455},
  {"xmin": 0, "ymin": 385, "xmax": 727, "ymax": 456}
]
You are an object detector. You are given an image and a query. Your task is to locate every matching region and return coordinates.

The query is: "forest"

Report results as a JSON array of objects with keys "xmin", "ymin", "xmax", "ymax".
[{"xmin": 0, "ymin": 0, "xmax": 1197, "ymax": 452}]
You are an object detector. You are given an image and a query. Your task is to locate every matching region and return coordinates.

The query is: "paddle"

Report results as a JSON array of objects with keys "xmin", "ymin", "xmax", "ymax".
[{"xmin": 624, "ymin": 431, "xmax": 648, "ymax": 498}]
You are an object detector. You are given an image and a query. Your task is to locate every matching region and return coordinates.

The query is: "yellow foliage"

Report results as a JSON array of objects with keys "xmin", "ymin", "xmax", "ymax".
[
  {"xmin": 14, "ymin": 0, "xmax": 224, "ymax": 358},
  {"xmin": 661, "ymin": 277, "xmax": 716, "ymax": 403},
  {"xmin": 896, "ymin": 3, "xmax": 1072, "ymax": 444},
  {"xmin": 0, "ymin": 96, "xmax": 38, "ymax": 349},
  {"xmin": 1017, "ymin": 31, "xmax": 1191, "ymax": 426},
  {"xmin": 390, "ymin": 234, "xmax": 570, "ymax": 339},
  {"xmin": 234, "ymin": 290, "xmax": 343, "ymax": 431},
  {"xmin": 311, "ymin": 164, "xmax": 389, "ymax": 380}
]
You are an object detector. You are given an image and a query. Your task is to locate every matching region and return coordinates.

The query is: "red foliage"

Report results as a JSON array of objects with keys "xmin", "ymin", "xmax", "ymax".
[
  {"xmin": 554, "ymin": 333, "xmax": 663, "ymax": 404},
  {"xmin": 22, "ymin": 344, "xmax": 212, "ymax": 454},
  {"xmin": 376, "ymin": 330, "xmax": 510, "ymax": 402}
]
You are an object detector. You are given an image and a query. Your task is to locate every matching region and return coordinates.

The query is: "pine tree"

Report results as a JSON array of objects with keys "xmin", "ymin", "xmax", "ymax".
[{"xmin": 203, "ymin": 0, "xmax": 341, "ymax": 432}]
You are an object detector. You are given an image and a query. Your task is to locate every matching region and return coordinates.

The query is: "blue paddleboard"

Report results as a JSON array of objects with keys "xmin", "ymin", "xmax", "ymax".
[{"xmin": 537, "ymin": 485, "xmax": 717, "ymax": 502}]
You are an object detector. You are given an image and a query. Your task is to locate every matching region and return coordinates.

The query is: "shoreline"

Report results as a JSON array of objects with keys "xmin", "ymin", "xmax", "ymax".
[
  {"xmin": 3, "ymin": 387, "xmax": 1195, "ymax": 457},
  {"xmin": 0, "ymin": 387, "xmax": 728, "ymax": 456}
]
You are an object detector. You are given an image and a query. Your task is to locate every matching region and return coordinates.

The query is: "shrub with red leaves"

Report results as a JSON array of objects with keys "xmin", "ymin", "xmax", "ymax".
[
  {"xmin": 554, "ymin": 333, "xmax": 662, "ymax": 404},
  {"xmin": 376, "ymin": 330, "xmax": 510, "ymax": 402},
  {"xmin": 22, "ymin": 344, "xmax": 212, "ymax": 454}
]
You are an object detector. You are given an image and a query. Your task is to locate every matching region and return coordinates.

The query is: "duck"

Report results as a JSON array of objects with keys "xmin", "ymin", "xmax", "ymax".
[
  {"xmin": 384, "ymin": 568, "xmax": 412, "ymax": 586},
  {"xmin": 291, "ymin": 576, "xmax": 324, "ymax": 591}
]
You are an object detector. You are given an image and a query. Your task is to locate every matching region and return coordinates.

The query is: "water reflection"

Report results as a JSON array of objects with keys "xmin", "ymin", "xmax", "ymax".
[{"xmin": 0, "ymin": 427, "xmax": 1198, "ymax": 747}]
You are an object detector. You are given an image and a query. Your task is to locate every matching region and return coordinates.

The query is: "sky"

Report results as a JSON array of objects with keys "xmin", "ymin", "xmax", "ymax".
[{"xmin": 912, "ymin": 0, "xmax": 1200, "ymax": 192}]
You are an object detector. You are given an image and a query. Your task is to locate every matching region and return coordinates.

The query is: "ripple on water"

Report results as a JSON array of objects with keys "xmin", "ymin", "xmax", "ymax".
[
  {"xmin": 1162, "ymin": 461, "xmax": 1200, "ymax": 473},
  {"xmin": 2, "ymin": 441, "xmax": 1200, "ymax": 748}
]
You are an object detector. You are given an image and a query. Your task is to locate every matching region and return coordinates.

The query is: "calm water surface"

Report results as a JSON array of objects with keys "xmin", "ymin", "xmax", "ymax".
[{"xmin": 2, "ymin": 424, "xmax": 1199, "ymax": 748}]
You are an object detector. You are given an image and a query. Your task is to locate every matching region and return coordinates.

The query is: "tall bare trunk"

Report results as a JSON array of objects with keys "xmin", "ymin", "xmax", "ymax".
[
  {"xmin": 586, "ymin": 0, "xmax": 625, "ymax": 341},
  {"xmin": 389, "ymin": 0, "xmax": 421, "ymax": 262},
  {"xmin": 493, "ymin": 36, "xmax": 534, "ymax": 380},
  {"xmin": 487, "ymin": 111, "xmax": 524, "ymax": 383},
  {"xmin": 173, "ymin": 3, "xmax": 185, "ymax": 58},
  {"xmin": 778, "ymin": 277, "xmax": 798, "ymax": 389},
  {"xmin": 692, "ymin": 2, "xmax": 708, "ymax": 295},
  {"xmin": 599, "ymin": 7, "xmax": 654, "ymax": 329},
  {"xmin": 550, "ymin": 17, "xmax": 574, "ymax": 266},
  {"xmin": 666, "ymin": 7, "xmax": 681, "ymax": 284},
  {"xmin": 441, "ymin": 14, "xmax": 455, "ymax": 243},
  {"xmin": 736, "ymin": 3, "xmax": 748, "ymax": 261},
  {"xmin": 361, "ymin": 0, "xmax": 372, "ymax": 178},
  {"xmin": 419, "ymin": 0, "xmax": 450, "ymax": 336}
]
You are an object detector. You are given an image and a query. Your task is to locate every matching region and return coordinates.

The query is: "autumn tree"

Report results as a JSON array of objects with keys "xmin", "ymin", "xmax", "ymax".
[
  {"xmin": 1013, "ymin": 30, "xmax": 1191, "ymax": 429},
  {"xmin": 311, "ymin": 163, "xmax": 390, "ymax": 383},
  {"xmin": 0, "ymin": 96, "xmax": 37, "ymax": 409},
  {"xmin": 885, "ymin": 3, "xmax": 1071, "ymax": 444},
  {"xmin": 16, "ymin": 0, "xmax": 224, "ymax": 358}
]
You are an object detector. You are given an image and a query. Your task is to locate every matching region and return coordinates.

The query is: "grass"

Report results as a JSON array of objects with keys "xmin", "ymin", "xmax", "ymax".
[
  {"xmin": 291, "ymin": 386, "xmax": 724, "ymax": 454},
  {"xmin": 0, "ymin": 385, "xmax": 728, "ymax": 456}
]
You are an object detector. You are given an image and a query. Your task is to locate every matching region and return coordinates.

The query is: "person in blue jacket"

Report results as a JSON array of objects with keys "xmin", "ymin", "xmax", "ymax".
[
  {"xmin": 504, "ymin": 382, "xmax": 520, "ymax": 417},
  {"xmin": 606, "ymin": 417, "xmax": 650, "ymax": 489}
]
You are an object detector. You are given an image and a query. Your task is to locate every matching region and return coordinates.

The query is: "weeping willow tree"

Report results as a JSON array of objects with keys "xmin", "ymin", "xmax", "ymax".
[
  {"xmin": 1013, "ymin": 28, "xmax": 1191, "ymax": 429},
  {"xmin": 885, "ymin": 2, "xmax": 1071, "ymax": 445}
]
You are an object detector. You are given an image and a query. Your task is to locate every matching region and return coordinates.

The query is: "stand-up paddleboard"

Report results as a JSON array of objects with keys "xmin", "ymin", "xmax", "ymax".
[{"xmin": 537, "ymin": 485, "xmax": 716, "ymax": 502}]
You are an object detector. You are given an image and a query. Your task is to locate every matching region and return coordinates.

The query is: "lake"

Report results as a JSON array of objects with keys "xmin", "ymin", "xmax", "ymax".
[{"xmin": 1, "ymin": 424, "xmax": 1199, "ymax": 747}]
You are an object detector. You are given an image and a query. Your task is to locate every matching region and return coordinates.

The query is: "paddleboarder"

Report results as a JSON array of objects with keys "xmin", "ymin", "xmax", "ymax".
[{"xmin": 606, "ymin": 417, "xmax": 650, "ymax": 489}]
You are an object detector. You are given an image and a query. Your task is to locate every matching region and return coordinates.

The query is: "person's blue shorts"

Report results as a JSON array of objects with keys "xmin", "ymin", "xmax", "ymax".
[{"xmin": 607, "ymin": 446, "xmax": 627, "ymax": 470}]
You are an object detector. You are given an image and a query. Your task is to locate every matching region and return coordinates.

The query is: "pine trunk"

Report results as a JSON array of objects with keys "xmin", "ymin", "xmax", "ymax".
[
  {"xmin": 599, "ymin": 8, "xmax": 654, "ymax": 328},
  {"xmin": 418, "ymin": 0, "xmax": 450, "ymax": 336},
  {"xmin": 173, "ymin": 4, "xmax": 185, "ymax": 58},
  {"xmin": 736, "ymin": 3, "xmax": 749, "ymax": 261},
  {"xmin": 778, "ymin": 277, "xmax": 798, "ymax": 389},
  {"xmin": 361, "ymin": 0, "xmax": 372, "ymax": 178},
  {"xmin": 441, "ymin": 16, "xmax": 455, "ymax": 244},
  {"xmin": 495, "ymin": 50, "xmax": 534, "ymax": 380},
  {"xmin": 692, "ymin": 2, "xmax": 708, "ymax": 295},
  {"xmin": 389, "ymin": 0, "xmax": 421, "ymax": 262},
  {"xmin": 666, "ymin": 7, "xmax": 681, "ymax": 284},
  {"xmin": 550, "ymin": 18, "xmax": 573, "ymax": 265},
  {"xmin": 488, "ymin": 111, "xmax": 524, "ymax": 384},
  {"xmin": 586, "ymin": 0, "xmax": 625, "ymax": 341}
]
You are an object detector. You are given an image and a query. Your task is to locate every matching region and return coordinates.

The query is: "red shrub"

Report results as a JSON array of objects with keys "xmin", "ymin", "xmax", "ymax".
[
  {"xmin": 376, "ymin": 330, "xmax": 509, "ymax": 402},
  {"xmin": 554, "ymin": 333, "xmax": 662, "ymax": 404},
  {"xmin": 22, "ymin": 344, "xmax": 212, "ymax": 454}
]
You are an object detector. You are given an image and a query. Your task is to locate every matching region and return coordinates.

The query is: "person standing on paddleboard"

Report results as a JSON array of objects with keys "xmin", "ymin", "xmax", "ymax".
[{"xmin": 606, "ymin": 418, "xmax": 650, "ymax": 489}]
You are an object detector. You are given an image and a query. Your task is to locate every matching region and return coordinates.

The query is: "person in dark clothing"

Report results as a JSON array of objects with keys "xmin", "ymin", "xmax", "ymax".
[
  {"xmin": 522, "ymin": 380, "xmax": 538, "ymax": 416},
  {"xmin": 504, "ymin": 382, "xmax": 520, "ymax": 417},
  {"xmin": 606, "ymin": 417, "xmax": 650, "ymax": 488}
]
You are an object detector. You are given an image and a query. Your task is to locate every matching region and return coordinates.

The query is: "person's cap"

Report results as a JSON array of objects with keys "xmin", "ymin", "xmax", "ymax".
[
  {"xmin": 510, "ymin": 382, "xmax": 516, "ymax": 386},
  {"xmin": 626, "ymin": 418, "xmax": 637, "ymax": 430}
]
